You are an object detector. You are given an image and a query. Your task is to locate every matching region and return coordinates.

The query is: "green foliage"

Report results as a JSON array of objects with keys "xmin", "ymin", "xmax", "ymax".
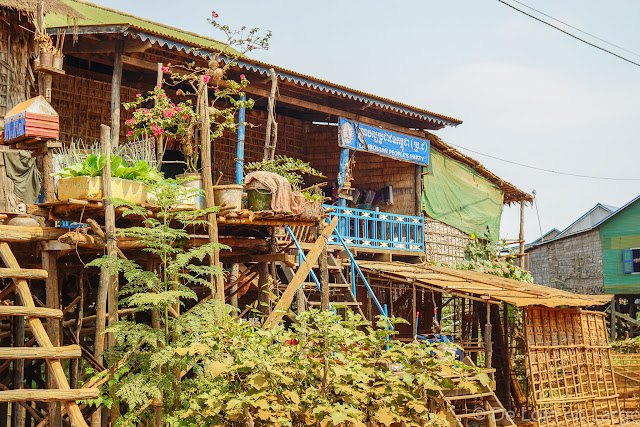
[
  {"xmin": 57, "ymin": 154, "xmax": 162, "ymax": 183},
  {"xmin": 245, "ymin": 155, "xmax": 326, "ymax": 191},
  {"xmin": 434, "ymin": 235, "xmax": 533, "ymax": 283},
  {"xmin": 612, "ymin": 336, "xmax": 640, "ymax": 353}
]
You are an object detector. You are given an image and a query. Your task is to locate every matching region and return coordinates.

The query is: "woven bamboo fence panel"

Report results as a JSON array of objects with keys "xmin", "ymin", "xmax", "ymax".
[
  {"xmin": 524, "ymin": 307, "xmax": 621, "ymax": 427},
  {"xmin": 611, "ymin": 352, "xmax": 640, "ymax": 413},
  {"xmin": 424, "ymin": 216, "xmax": 470, "ymax": 264},
  {"xmin": 0, "ymin": 17, "xmax": 31, "ymax": 118}
]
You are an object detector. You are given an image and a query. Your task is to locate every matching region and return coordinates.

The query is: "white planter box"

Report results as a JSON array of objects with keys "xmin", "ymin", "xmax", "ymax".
[{"xmin": 57, "ymin": 176, "xmax": 147, "ymax": 205}]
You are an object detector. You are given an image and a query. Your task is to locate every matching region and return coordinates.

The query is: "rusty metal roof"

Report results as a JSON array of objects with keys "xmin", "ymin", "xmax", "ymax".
[{"xmin": 356, "ymin": 261, "xmax": 611, "ymax": 308}]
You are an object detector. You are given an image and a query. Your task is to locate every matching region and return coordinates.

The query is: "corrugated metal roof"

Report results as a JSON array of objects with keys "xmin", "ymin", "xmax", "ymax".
[
  {"xmin": 46, "ymin": 0, "xmax": 462, "ymax": 128},
  {"xmin": 46, "ymin": 0, "xmax": 231, "ymax": 52},
  {"xmin": 356, "ymin": 260, "xmax": 611, "ymax": 308}
]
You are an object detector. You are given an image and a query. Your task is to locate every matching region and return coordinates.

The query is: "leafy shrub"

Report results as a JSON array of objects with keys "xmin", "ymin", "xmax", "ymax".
[{"xmin": 245, "ymin": 155, "xmax": 326, "ymax": 191}]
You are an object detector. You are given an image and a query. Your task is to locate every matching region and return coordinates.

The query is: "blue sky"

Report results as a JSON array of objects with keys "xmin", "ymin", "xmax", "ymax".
[{"xmin": 94, "ymin": 0, "xmax": 640, "ymax": 242}]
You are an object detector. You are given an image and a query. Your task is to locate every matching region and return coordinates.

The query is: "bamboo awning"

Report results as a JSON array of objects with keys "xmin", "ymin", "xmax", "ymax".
[{"xmin": 355, "ymin": 261, "xmax": 611, "ymax": 308}]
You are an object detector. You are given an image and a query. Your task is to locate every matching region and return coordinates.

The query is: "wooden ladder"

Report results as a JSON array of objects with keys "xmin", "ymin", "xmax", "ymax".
[
  {"xmin": 0, "ymin": 242, "xmax": 97, "ymax": 427},
  {"xmin": 439, "ymin": 357, "xmax": 515, "ymax": 427}
]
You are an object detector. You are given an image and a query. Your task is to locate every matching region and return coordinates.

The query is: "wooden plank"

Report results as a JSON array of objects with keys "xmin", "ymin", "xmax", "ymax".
[
  {"xmin": 0, "ymin": 345, "xmax": 81, "ymax": 359},
  {"xmin": 0, "ymin": 389, "xmax": 99, "ymax": 403},
  {"xmin": 0, "ymin": 268, "xmax": 47, "ymax": 280},
  {"xmin": 0, "ymin": 242, "xmax": 89, "ymax": 427},
  {"xmin": 263, "ymin": 216, "xmax": 339, "ymax": 329},
  {"xmin": 0, "ymin": 306, "xmax": 62, "ymax": 318}
]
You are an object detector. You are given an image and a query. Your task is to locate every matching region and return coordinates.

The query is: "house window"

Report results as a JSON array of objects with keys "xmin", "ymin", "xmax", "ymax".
[{"xmin": 622, "ymin": 248, "xmax": 640, "ymax": 273}]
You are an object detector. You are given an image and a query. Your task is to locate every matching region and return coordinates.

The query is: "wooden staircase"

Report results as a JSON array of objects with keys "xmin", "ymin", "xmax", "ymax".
[
  {"xmin": 278, "ymin": 250, "xmax": 365, "ymax": 318},
  {"xmin": 0, "ymin": 242, "xmax": 97, "ymax": 427},
  {"xmin": 439, "ymin": 357, "xmax": 515, "ymax": 427}
]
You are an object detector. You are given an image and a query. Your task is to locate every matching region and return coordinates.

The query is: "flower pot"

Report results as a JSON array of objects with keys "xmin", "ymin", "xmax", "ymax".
[
  {"xmin": 212, "ymin": 184, "xmax": 242, "ymax": 212},
  {"xmin": 38, "ymin": 52, "xmax": 53, "ymax": 68},
  {"xmin": 247, "ymin": 188, "xmax": 272, "ymax": 211},
  {"xmin": 301, "ymin": 199, "xmax": 323, "ymax": 219},
  {"xmin": 57, "ymin": 176, "xmax": 147, "ymax": 205},
  {"xmin": 177, "ymin": 172, "xmax": 204, "ymax": 208},
  {"xmin": 52, "ymin": 55, "xmax": 63, "ymax": 70}
]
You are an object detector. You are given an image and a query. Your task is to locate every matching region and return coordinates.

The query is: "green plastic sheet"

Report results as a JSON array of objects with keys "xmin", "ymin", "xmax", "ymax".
[{"xmin": 421, "ymin": 149, "xmax": 504, "ymax": 241}]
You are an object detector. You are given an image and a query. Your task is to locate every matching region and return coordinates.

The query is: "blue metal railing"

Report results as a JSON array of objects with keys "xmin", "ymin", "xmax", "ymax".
[
  {"xmin": 285, "ymin": 225, "xmax": 321, "ymax": 293},
  {"xmin": 323, "ymin": 205, "xmax": 424, "ymax": 253},
  {"xmin": 332, "ymin": 227, "xmax": 392, "ymax": 330}
]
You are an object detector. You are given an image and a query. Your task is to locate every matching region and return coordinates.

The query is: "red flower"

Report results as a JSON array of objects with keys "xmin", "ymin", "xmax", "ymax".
[
  {"xmin": 135, "ymin": 93, "xmax": 142, "ymax": 98},
  {"xmin": 212, "ymin": 11, "xmax": 219, "ymax": 18},
  {"xmin": 126, "ymin": 130, "xmax": 134, "ymax": 137},
  {"xmin": 203, "ymin": 75, "xmax": 211, "ymax": 84},
  {"xmin": 240, "ymin": 74, "xmax": 245, "ymax": 79},
  {"xmin": 284, "ymin": 338, "xmax": 299, "ymax": 345},
  {"xmin": 161, "ymin": 66, "xmax": 169, "ymax": 73}
]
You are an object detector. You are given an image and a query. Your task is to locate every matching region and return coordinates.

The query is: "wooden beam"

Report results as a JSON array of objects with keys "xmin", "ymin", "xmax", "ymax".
[
  {"xmin": 0, "ymin": 268, "xmax": 48, "ymax": 280},
  {"xmin": 0, "ymin": 242, "xmax": 89, "ymax": 427},
  {"xmin": 0, "ymin": 307, "xmax": 62, "ymax": 319},
  {"xmin": 64, "ymin": 39, "xmax": 151, "ymax": 54},
  {"xmin": 263, "ymin": 216, "xmax": 339, "ymax": 329},
  {"xmin": 0, "ymin": 389, "xmax": 99, "ymax": 403},
  {"xmin": 0, "ymin": 345, "xmax": 81, "ymax": 359},
  {"xmin": 42, "ymin": 247, "xmax": 62, "ymax": 427},
  {"xmin": 0, "ymin": 226, "xmax": 66, "ymax": 242}
]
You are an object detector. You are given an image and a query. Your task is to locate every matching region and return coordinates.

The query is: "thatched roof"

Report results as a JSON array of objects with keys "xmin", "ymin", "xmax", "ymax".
[{"xmin": 0, "ymin": 0, "xmax": 83, "ymax": 18}]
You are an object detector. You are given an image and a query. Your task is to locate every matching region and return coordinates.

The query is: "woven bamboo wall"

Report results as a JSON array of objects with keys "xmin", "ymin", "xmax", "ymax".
[
  {"xmin": 215, "ymin": 108, "xmax": 307, "ymax": 184},
  {"xmin": 303, "ymin": 125, "xmax": 417, "ymax": 216},
  {"xmin": 0, "ymin": 16, "xmax": 32, "ymax": 119},
  {"xmin": 424, "ymin": 216, "xmax": 470, "ymax": 264},
  {"xmin": 50, "ymin": 74, "xmax": 137, "ymax": 144}
]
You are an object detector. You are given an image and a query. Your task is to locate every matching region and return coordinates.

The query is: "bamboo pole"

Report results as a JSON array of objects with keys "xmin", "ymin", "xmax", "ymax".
[
  {"xmin": 0, "ymin": 345, "xmax": 81, "ymax": 359},
  {"xmin": 519, "ymin": 201, "xmax": 525, "ymax": 269},
  {"xmin": 42, "ymin": 249, "xmax": 61, "ymax": 427},
  {"xmin": 199, "ymin": 76, "xmax": 224, "ymax": 301},
  {"xmin": 319, "ymin": 223, "xmax": 329, "ymax": 311},
  {"xmin": 0, "ymin": 306, "xmax": 62, "ymax": 318},
  {"xmin": 11, "ymin": 293, "xmax": 24, "ymax": 427}
]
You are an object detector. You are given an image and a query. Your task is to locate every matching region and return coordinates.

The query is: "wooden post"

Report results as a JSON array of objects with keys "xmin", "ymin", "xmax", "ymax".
[
  {"xmin": 503, "ymin": 302, "xmax": 511, "ymax": 411},
  {"xmin": 42, "ymin": 250, "xmax": 61, "ymax": 427},
  {"xmin": 610, "ymin": 296, "xmax": 617, "ymax": 341},
  {"xmin": 519, "ymin": 201, "xmax": 525, "ymax": 269},
  {"xmin": 230, "ymin": 264, "xmax": 239, "ymax": 309},
  {"xmin": 257, "ymin": 263, "xmax": 270, "ymax": 316},
  {"xmin": 199, "ymin": 77, "xmax": 224, "ymax": 301},
  {"xmin": 296, "ymin": 288, "xmax": 306, "ymax": 315},
  {"xmin": 319, "ymin": 224, "xmax": 330, "ymax": 311},
  {"xmin": 110, "ymin": 40, "xmax": 123, "ymax": 148},
  {"xmin": 11, "ymin": 293, "xmax": 24, "ymax": 427},
  {"xmin": 412, "ymin": 284, "xmax": 417, "ymax": 339},
  {"xmin": 484, "ymin": 302, "xmax": 492, "ymax": 370},
  {"xmin": 262, "ymin": 68, "xmax": 278, "ymax": 161}
]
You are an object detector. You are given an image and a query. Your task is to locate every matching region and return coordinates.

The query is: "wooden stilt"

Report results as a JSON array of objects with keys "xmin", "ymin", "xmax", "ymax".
[
  {"xmin": 319, "ymin": 224, "xmax": 329, "ymax": 311},
  {"xmin": 257, "ymin": 263, "xmax": 270, "ymax": 316},
  {"xmin": 42, "ymin": 250, "xmax": 61, "ymax": 427},
  {"xmin": 11, "ymin": 292, "xmax": 24, "ymax": 427},
  {"xmin": 230, "ymin": 264, "xmax": 239, "ymax": 309},
  {"xmin": 519, "ymin": 201, "xmax": 525, "ymax": 269}
]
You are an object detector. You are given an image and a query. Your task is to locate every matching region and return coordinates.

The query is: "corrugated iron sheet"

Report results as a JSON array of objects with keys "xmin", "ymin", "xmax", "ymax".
[{"xmin": 355, "ymin": 260, "xmax": 611, "ymax": 308}]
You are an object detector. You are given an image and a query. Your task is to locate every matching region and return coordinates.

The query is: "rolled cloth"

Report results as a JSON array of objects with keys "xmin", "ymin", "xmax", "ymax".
[{"xmin": 244, "ymin": 171, "xmax": 305, "ymax": 215}]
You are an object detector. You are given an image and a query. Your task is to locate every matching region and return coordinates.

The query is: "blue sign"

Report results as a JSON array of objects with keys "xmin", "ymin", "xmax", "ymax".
[
  {"xmin": 338, "ymin": 118, "xmax": 430, "ymax": 166},
  {"xmin": 4, "ymin": 114, "xmax": 26, "ymax": 142}
]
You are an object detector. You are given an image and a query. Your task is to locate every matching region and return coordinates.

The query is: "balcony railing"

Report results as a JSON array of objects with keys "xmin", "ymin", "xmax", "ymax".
[{"xmin": 323, "ymin": 205, "xmax": 424, "ymax": 253}]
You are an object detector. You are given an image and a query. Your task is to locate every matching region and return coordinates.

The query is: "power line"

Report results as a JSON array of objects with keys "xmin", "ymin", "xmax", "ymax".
[
  {"xmin": 508, "ymin": 0, "xmax": 640, "ymax": 59},
  {"xmin": 496, "ymin": 0, "xmax": 640, "ymax": 68},
  {"xmin": 445, "ymin": 142, "xmax": 640, "ymax": 181}
]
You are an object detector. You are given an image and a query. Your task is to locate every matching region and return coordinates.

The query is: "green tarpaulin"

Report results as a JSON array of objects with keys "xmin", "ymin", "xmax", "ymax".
[{"xmin": 422, "ymin": 149, "xmax": 504, "ymax": 241}]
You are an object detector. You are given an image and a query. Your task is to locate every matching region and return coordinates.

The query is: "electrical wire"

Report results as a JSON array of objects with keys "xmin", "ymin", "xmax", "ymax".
[
  {"xmin": 496, "ymin": 0, "xmax": 640, "ymax": 68},
  {"xmin": 508, "ymin": 0, "xmax": 640, "ymax": 59},
  {"xmin": 445, "ymin": 141, "xmax": 640, "ymax": 181}
]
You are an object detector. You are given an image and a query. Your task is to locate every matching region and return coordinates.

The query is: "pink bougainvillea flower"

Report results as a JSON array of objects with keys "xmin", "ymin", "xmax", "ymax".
[
  {"xmin": 163, "ymin": 110, "xmax": 175, "ymax": 118},
  {"xmin": 214, "ymin": 89, "xmax": 220, "ymax": 93},
  {"xmin": 212, "ymin": 11, "xmax": 219, "ymax": 17},
  {"xmin": 135, "ymin": 93, "xmax": 142, "ymax": 98},
  {"xmin": 175, "ymin": 106, "xmax": 182, "ymax": 112},
  {"xmin": 203, "ymin": 75, "xmax": 211, "ymax": 84},
  {"xmin": 126, "ymin": 131, "xmax": 134, "ymax": 137},
  {"xmin": 125, "ymin": 118, "xmax": 134, "ymax": 125},
  {"xmin": 161, "ymin": 66, "xmax": 169, "ymax": 73},
  {"xmin": 182, "ymin": 114, "xmax": 189, "ymax": 120},
  {"xmin": 241, "ymin": 26, "xmax": 246, "ymax": 30},
  {"xmin": 176, "ymin": 89, "xmax": 183, "ymax": 95},
  {"xmin": 240, "ymin": 74, "xmax": 245, "ymax": 79}
]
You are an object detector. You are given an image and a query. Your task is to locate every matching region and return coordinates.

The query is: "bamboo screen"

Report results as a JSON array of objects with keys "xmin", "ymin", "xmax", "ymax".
[{"xmin": 524, "ymin": 307, "xmax": 621, "ymax": 427}]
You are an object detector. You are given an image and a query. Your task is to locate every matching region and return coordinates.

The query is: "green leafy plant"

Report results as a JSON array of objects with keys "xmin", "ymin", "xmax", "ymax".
[
  {"xmin": 57, "ymin": 154, "xmax": 162, "ymax": 183},
  {"xmin": 245, "ymin": 155, "xmax": 326, "ymax": 191}
]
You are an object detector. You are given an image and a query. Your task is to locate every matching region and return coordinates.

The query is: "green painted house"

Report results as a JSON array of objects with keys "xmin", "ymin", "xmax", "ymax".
[{"xmin": 527, "ymin": 195, "xmax": 640, "ymax": 298}]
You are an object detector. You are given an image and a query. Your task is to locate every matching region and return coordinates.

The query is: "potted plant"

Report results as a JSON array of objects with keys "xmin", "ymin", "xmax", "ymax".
[
  {"xmin": 56, "ymin": 153, "xmax": 161, "ymax": 204},
  {"xmin": 244, "ymin": 155, "xmax": 325, "ymax": 212},
  {"xmin": 301, "ymin": 185, "xmax": 325, "ymax": 219}
]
